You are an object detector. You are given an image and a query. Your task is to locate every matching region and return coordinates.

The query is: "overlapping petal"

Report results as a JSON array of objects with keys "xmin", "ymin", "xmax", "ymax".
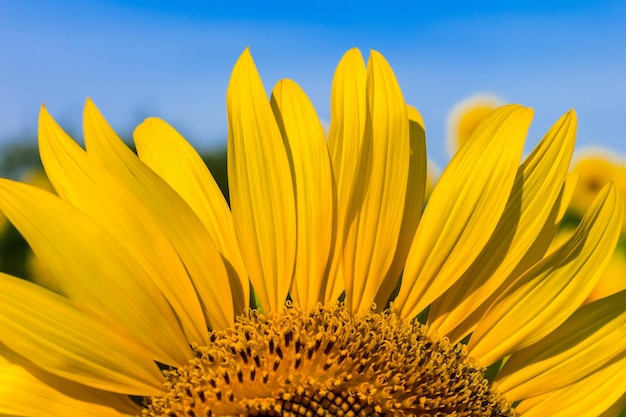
[
  {"xmin": 226, "ymin": 49, "xmax": 296, "ymax": 313},
  {"xmin": 515, "ymin": 352, "xmax": 626, "ymax": 417},
  {"xmin": 0, "ymin": 273, "xmax": 165, "ymax": 395},
  {"xmin": 271, "ymin": 79, "xmax": 335, "ymax": 309},
  {"xmin": 38, "ymin": 105, "xmax": 209, "ymax": 349},
  {"xmin": 395, "ymin": 105, "xmax": 532, "ymax": 319},
  {"xmin": 440, "ymin": 172, "xmax": 580, "ymax": 344},
  {"xmin": 599, "ymin": 394, "xmax": 626, "ymax": 417},
  {"xmin": 427, "ymin": 110, "xmax": 577, "ymax": 341},
  {"xmin": 326, "ymin": 48, "xmax": 367, "ymax": 302},
  {"xmin": 133, "ymin": 118, "xmax": 249, "ymax": 314},
  {"xmin": 82, "ymin": 99, "xmax": 236, "ymax": 330},
  {"xmin": 0, "ymin": 46, "xmax": 622, "ymax": 416},
  {"xmin": 468, "ymin": 182, "xmax": 623, "ymax": 365},
  {"xmin": 494, "ymin": 289, "xmax": 626, "ymax": 400},
  {"xmin": 0, "ymin": 178, "xmax": 192, "ymax": 367},
  {"xmin": 373, "ymin": 104, "xmax": 426, "ymax": 309},
  {"xmin": 341, "ymin": 50, "xmax": 410, "ymax": 314},
  {"xmin": 0, "ymin": 348, "xmax": 139, "ymax": 417}
]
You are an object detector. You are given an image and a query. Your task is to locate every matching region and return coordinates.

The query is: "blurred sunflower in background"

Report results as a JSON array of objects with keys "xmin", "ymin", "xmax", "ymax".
[
  {"xmin": 569, "ymin": 149, "xmax": 626, "ymax": 234},
  {"xmin": 560, "ymin": 150, "xmax": 626, "ymax": 304},
  {"xmin": 0, "ymin": 49, "xmax": 624, "ymax": 417},
  {"xmin": 449, "ymin": 95, "xmax": 626, "ymax": 312},
  {"xmin": 446, "ymin": 94, "xmax": 502, "ymax": 158}
]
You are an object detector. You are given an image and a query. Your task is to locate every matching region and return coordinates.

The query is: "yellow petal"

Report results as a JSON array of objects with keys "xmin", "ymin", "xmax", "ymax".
[
  {"xmin": 427, "ymin": 110, "xmax": 577, "ymax": 341},
  {"xmin": 0, "ymin": 347, "xmax": 139, "ymax": 417},
  {"xmin": 395, "ymin": 105, "xmax": 533, "ymax": 320},
  {"xmin": 134, "ymin": 117, "xmax": 249, "ymax": 315},
  {"xmin": 468, "ymin": 182, "xmax": 623, "ymax": 365},
  {"xmin": 0, "ymin": 273, "xmax": 165, "ymax": 395},
  {"xmin": 515, "ymin": 352, "xmax": 626, "ymax": 417},
  {"xmin": 38, "ymin": 105, "xmax": 208, "ymax": 349},
  {"xmin": 598, "ymin": 393, "xmax": 626, "ymax": 417},
  {"xmin": 0, "ymin": 178, "xmax": 195, "ymax": 367},
  {"xmin": 586, "ymin": 245, "xmax": 626, "ymax": 304},
  {"xmin": 495, "ymin": 289, "xmax": 626, "ymax": 401},
  {"xmin": 227, "ymin": 49, "xmax": 296, "ymax": 312},
  {"xmin": 83, "ymin": 98, "xmax": 235, "ymax": 330},
  {"xmin": 271, "ymin": 79, "xmax": 335, "ymax": 310},
  {"xmin": 342, "ymin": 50, "xmax": 410, "ymax": 314},
  {"xmin": 557, "ymin": 171, "xmax": 580, "ymax": 221},
  {"xmin": 443, "ymin": 171, "xmax": 580, "ymax": 343},
  {"xmin": 373, "ymin": 104, "xmax": 427, "ymax": 309},
  {"xmin": 326, "ymin": 48, "xmax": 367, "ymax": 302}
]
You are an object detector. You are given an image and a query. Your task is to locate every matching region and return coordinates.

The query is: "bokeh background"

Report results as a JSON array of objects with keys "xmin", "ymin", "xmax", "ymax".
[
  {"xmin": 1, "ymin": 0, "xmax": 625, "ymax": 169},
  {"xmin": 1, "ymin": 3, "xmax": 626, "ymax": 413}
]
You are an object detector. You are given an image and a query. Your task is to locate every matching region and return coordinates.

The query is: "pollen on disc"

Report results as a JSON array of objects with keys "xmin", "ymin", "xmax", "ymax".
[{"xmin": 142, "ymin": 303, "xmax": 512, "ymax": 417}]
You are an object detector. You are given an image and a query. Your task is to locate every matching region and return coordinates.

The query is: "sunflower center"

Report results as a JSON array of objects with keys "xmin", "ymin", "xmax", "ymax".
[{"xmin": 142, "ymin": 304, "xmax": 512, "ymax": 416}]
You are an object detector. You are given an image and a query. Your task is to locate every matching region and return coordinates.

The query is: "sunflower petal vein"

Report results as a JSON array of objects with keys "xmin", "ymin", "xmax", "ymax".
[
  {"xmin": 226, "ymin": 49, "xmax": 296, "ymax": 312},
  {"xmin": 396, "ymin": 105, "xmax": 533, "ymax": 319},
  {"xmin": 271, "ymin": 79, "xmax": 335, "ymax": 309},
  {"xmin": 468, "ymin": 182, "xmax": 623, "ymax": 365},
  {"xmin": 0, "ymin": 273, "xmax": 165, "ymax": 396}
]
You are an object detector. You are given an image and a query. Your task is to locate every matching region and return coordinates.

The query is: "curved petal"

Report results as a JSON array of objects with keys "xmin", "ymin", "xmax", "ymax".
[
  {"xmin": 395, "ymin": 105, "xmax": 532, "ymax": 320},
  {"xmin": 373, "ymin": 104, "xmax": 427, "ymax": 309},
  {"xmin": 0, "ymin": 273, "xmax": 165, "ymax": 395},
  {"xmin": 326, "ymin": 48, "xmax": 367, "ymax": 302},
  {"xmin": 586, "ymin": 244, "xmax": 626, "ymax": 304},
  {"xmin": 271, "ymin": 79, "xmax": 335, "ymax": 310},
  {"xmin": 227, "ymin": 49, "xmax": 296, "ymax": 312},
  {"xmin": 443, "ymin": 171, "xmax": 580, "ymax": 344},
  {"xmin": 342, "ymin": 50, "xmax": 410, "ymax": 314},
  {"xmin": 427, "ymin": 110, "xmax": 577, "ymax": 340},
  {"xmin": 468, "ymin": 182, "xmax": 623, "ymax": 365},
  {"xmin": 0, "ymin": 347, "xmax": 139, "ymax": 417},
  {"xmin": 557, "ymin": 171, "xmax": 580, "ymax": 220},
  {"xmin": 495, "ymin": 289, "xmax": 626, "ymax": 401},
  {"xmin": 0, "ymin": 178, "xmax": 192, "ymax": 367},
  {"xmin": 515, "ymin": 352, "xmax": 626, "ymax": 417},
  {"xmin": 598, "ymin": 393, "xmax": 626, "ymax": 417},
  {"xmin": 38, "ymin": 105, "xmax": 208, "ymax": 349},
  {"xmin": 82, "ymin": 99, "xmax": 235, "ymax": 330},
  {"xmin": 134, "ymin": 118, "xmax": 249, "ymax": 315}
]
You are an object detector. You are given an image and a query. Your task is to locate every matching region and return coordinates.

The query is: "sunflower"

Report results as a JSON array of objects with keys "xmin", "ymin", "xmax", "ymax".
[
  {"xmin": 568, "ymin": 149, "xmax": 626, "ymax": 234},
  {"xmin": 446, "ymin": 94, "xmax": 502, "ymax": 157},
  {"xmin": 0, "ymin": 48, "xmax": 624, "ymax": 417}
]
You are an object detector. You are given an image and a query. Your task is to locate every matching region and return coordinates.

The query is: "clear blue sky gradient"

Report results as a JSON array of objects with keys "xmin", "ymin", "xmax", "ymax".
[{"xmin": 1, "ymin": 0, "xmax": 625, "ymax": 166}]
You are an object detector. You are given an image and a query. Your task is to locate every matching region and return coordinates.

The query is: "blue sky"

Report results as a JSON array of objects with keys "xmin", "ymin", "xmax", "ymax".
[{"xmin": 1, "ymin": 0, "xmax": 624, "ymax": 166}]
